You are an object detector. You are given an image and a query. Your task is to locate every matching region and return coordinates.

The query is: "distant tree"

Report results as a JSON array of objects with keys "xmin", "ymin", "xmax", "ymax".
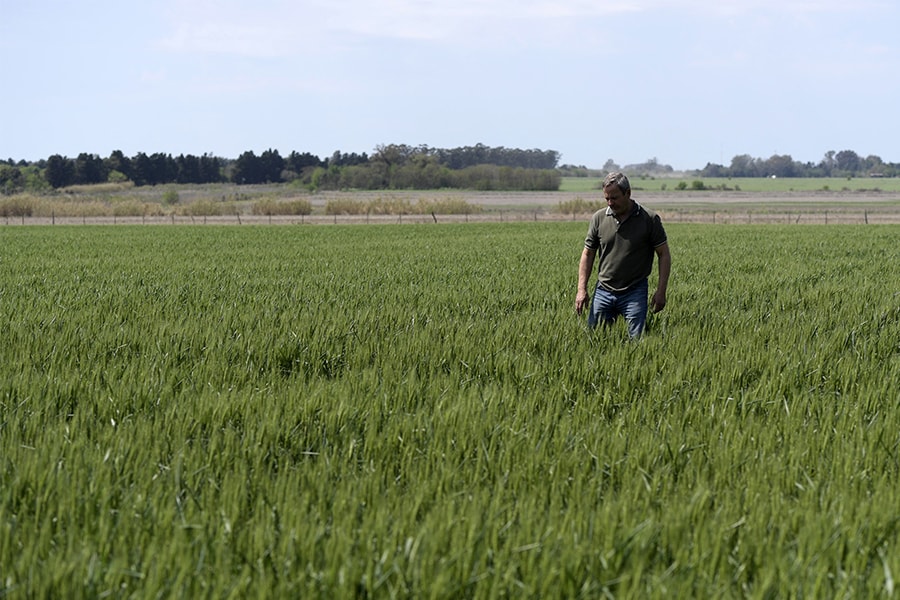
[
  {"xmin": 438, "ymin": 144, "xmax": 486, "ymax": 169},
  {"xmin": 199, "ymin": 154, "xmax": 223, "ymax": 183},
  {"xmin": 74, "ymin": 153, "xmax": 106, "ymax": 184},
  {"xmin": 764, "ymin": 154, "xmax": 798, "ymax": 178},
  {"xmin": 371, "ymin": 144, "xmax": 414, "ymax": 168},
  {"xmin": 624, "ymin": 157, "xmax": 675, "ymax": 175},
  {"xmin": 287, "ymin": 151, "xmax": 324, "ymax": 172},
  {"xmin": 232, "ymin": 151, "xmax": 263, "ymax": 184},
  {"xmin": 325, "ymin": 151, "xmax": 367, "ymax": 168},
  {"xmin": 391, "ymin": 154, "xmax": 451, "ymax": 189},
  {"xmin": 434, "ymin": 144, "xmax": 559, "ymax": 170},
  {"xmin": 863, "ymin": 154, "xmax": 884, "ymax": 174},
  {"xmin": 0, "ymin": 164, "xmax": 25, "ymax": 194},
  {"xmin": 338, "ymin": 164, "xmax": 385, "ymax": 189},
  {"xmin": 176, "ymin": 154, "xmax": 201, "ymax": 183},
  {"xmin": 23, "ymin": 166, "xmax": 51, "ymax": 192},
  {"xmin": 45, "ymin": 154, "xmax": 76, "ymax": 188},
  {"xmin": 369, "ymin": 144, "xmax": 416, "ymax": 188},
  {"xmin": 729, "ymin": 154, "xmax": 761, "ymax": 177},
  {"xmin": 105, "ymin": 150, "xmax": 132, "ymax": 181},
  {"xmin": 602, "ymin": 159, "xmax": 620, "ymax": 173},
  {"xmin": 819, "ymin": 150, "xmax": 836, "ymax": 176},
  {"xmin": 151, "ymin": 153, "xmax": 177, "ymax": 185},
  {"xmin": 131, "ymin": 152, "xmax": 153, "ymax": 186},
  {"xmin": 834, "ymin": 150, "xmax": 861, "ymax": 175},
  {"xmin": 700, "ymin": 162, "xmax": 729, "ymax": 178},
  {"xmin": 801, "ymin": 161, "xmax": 826, "ymax": 177},
  {"xmin": 259, "ymin": 148, "xmax": 285, "ymax": 183}
]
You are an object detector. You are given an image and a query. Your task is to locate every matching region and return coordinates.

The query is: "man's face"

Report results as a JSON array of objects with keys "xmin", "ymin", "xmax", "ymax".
[{"xmin": 604, "ymin": 185, "xmax": 631, "ymax": 217}]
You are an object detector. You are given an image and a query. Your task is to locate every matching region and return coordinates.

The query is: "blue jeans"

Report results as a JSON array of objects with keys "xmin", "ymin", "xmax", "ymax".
[{"xmin": 588, "ymin": 279, "xmax": 649, "ymax": 338}]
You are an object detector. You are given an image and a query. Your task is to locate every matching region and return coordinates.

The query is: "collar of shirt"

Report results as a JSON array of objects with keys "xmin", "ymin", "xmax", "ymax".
[{"xmin": 605, "ymin": 201, "xmax": 642, "ymax": 220}]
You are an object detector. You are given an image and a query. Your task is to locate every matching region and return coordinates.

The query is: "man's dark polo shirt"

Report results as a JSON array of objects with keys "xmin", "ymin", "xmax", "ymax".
[{"xmin": 584, "ymin": 202, "xmax": 667, "ymax": 293}]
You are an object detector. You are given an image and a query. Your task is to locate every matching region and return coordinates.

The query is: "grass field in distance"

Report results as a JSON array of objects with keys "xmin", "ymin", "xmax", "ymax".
[{"xmin": 560, "ymin": 176, "xmax": 900, "ymax": 194}]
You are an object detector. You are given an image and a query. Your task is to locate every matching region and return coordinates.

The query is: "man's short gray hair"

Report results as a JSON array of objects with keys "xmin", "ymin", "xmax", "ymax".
[{"xmin": 603, "ymin": 172, "xmax": 631, "ymax": 193}]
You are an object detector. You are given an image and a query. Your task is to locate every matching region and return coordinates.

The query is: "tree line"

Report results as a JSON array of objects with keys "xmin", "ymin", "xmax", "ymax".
[
  {"xmin": 572, "ymin": 151, "xmax": 899, "ymax": 180},
  {"xmin": 698, "ymin": 150, "xmax": 900, "ymax": 179},
  {"xmin": 4, "ymin": 145, "xmax": 898, "ymax": 196},
  {"xmin": 1, "ymin": 143, "xmax": 562, "ymax": 194}
]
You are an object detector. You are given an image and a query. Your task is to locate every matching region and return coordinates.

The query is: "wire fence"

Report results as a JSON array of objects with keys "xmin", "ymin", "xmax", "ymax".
[{"xmin": 3, "ymin": 208, "xmax": 900, "ymax": 226}]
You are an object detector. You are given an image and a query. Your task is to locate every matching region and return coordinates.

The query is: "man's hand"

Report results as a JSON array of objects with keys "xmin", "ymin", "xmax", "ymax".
[
  {"xmin": 651, "ymin": 243, "xmax": 670, "ymax": 314},
  {"xmin": 575, "ymin": 289, "xmax": 589, "ymax": 315},
  {"xmin": 650, "ymin": 289, "xmax": 667, "ymax": 313}
]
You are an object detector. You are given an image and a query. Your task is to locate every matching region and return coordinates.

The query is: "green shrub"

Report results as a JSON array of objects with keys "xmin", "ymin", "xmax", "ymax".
[
  {"xmin": 107, "ymin": 170, "xmax": 129, "ymax": 184},
  {"xmin": 162, "ymin": 189, "xmax": 180, "ymax": 205}
]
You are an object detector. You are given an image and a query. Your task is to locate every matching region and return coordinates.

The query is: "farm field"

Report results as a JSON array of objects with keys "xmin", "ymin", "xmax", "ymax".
[
  {"xmin": 560, "ymin": 176, "xmax": 900, "ymax": 194},
  {"xmin": 1, "ymin": 223, "xmax": 899, "ymax": 597}
]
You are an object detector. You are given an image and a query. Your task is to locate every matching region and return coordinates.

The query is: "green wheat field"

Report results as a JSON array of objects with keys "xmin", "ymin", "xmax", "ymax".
[{"xmin": 2, "ymin": 222, "xmax": 899, "ymax": 598}]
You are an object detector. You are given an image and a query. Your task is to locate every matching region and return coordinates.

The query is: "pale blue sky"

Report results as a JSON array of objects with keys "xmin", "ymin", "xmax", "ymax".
[{"xmin": 2, "ymin": 0, "xmax": 897, "ymax": 170}]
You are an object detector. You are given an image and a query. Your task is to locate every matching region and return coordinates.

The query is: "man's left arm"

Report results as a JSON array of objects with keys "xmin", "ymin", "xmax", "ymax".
[{"xmin": 651, "ymin": 242, "xmax": 671, "ymax": 313}]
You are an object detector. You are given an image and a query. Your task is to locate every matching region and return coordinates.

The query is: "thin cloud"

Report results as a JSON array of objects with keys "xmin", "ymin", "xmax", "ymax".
[
  {"xmin": 157, "ymin": 0, "xmax": 889, "ymax": 59},
  {"xmin": 157, "ymin": 0, "xmax": 647, "ymax": 58},
  {"xmin": 159, "ymin": 6, "xmax": 301, "ymax": 58}
]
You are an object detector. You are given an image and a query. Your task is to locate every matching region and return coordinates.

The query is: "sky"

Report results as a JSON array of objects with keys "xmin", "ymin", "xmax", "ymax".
[{"xmin": 2, "ymin": 0, "xmax": 898, "ymax": 171}]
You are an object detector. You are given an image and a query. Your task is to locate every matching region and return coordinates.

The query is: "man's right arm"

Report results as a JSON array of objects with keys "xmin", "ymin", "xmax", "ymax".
[{"xmin": 575, "ymin": 247, "xmax": 596, "ymax": 315}]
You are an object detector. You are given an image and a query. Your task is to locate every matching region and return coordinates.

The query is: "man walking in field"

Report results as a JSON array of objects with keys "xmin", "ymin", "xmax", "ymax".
[{"xmin": 575, "ymin": 172, "xmax": 671, "ymax": 338}]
